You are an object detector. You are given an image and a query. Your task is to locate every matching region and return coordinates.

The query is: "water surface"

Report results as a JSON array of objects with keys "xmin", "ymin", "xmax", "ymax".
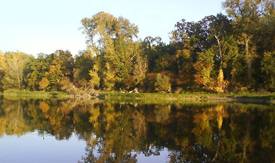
[{"xmin": 0, "ymin": 98, "xmax": 274, "ymax": 163}]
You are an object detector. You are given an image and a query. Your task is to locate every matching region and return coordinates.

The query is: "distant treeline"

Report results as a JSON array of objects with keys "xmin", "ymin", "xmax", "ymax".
[{"xmin": 0, "ymin": 0, "xmax": 274, "ymax": 93}]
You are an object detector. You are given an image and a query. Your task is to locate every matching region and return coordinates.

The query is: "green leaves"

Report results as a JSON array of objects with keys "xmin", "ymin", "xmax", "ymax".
[
  {"xmin": 82, "ymin": 12, "xmax": 146, "ymax": 90},
  {"xmin": 154, "ymin": 73, "xmax": 171, "ymax": 93},
  {"xmin": 262, "ymin": 51, "xmax": 275, "ymax": 91},
  {"xmin": 24, "ymin": 50, "xmax": 74, "ymax": 91}
]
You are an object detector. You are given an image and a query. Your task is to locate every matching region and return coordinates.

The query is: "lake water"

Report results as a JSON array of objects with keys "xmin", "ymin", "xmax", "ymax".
[{"xmin": 0, "ymin": 98, "xmax": 274, "ymax": 163}]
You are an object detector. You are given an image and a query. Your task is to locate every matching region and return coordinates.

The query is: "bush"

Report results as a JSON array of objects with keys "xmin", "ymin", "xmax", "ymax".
[{"xmin": 154, "ymin": 73, "xmax": 171, "ymax": 93}]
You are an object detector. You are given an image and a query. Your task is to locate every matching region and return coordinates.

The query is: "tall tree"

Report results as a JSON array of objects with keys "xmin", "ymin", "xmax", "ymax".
[
  {"xmin": 202, "ymin": 14, "xmax": 233, "ymax": 91},
  {"xmin": 0, "ymin": 52, "xmax": 31, "ymax": 89},
  {"xmin": 171, "ymin": 14, "xmax": 244, "ymax": 91},
  {"xmin": 223, "ymin": 0, "xmax": 274, "ymax": 87},
  {"xmin": 82, "ymin": 12, "xmax": 147, "ymax": 90}
]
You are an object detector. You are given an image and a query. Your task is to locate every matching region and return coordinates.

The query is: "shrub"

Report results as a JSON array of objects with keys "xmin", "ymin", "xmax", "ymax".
[{"xmin": 154, "ymin": 73, "xmax": 171, "ymax": 93}]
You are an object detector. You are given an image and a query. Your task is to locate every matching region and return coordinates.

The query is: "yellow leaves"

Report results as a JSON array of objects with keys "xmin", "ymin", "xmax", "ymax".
[
  {"xmin": 89, "ymin": 108, "xmax": 100, "ymax": 124},
  {"xmin": 192, "ymin": 112, "xmax": 213, "ymax": 146},
  {"xmin": 89, "ymin": 67, "xmax": 100, "ymax": 89},
  {"xmin": 0, "ymin": 52, "xmax": 31, "ymax": 89},
  {"xmin": 132, "ymin": 111, "xmax": 146, "ymax": 137},
  {"xmin": 103, "ymin": 63, "xmax": 116, "ymax": 90},
  {"xmin": 214, "ymin": 105, "xmax": 225, "ymax": 129},
  {"xmin": 0, "ymin": 101, "xmax": 30, "ymax": 136},
  {"xmin": 194, "ymin": 50, "xmax": 229, "ymax": 92},
  {"xmin": 217, "ymin": 68, "xmax": 224, "ymax": 85},
  {"xmin": 0, "ymin": 54, "xmax": 4, "ymax": 69},
  {"xmin": 0, "ymin": 68, "xmax": 4, "ymax": 92},
  {"xmin": 176, "ymin": 48, "xmax": 191, "ymax": 59},
  {"xmin": 39, "ymin": 101, "xmax": 49, "ymax": 113},
  {"xmin": 193, "ymin": 112, "xmax": 210, "ymax": 132},
  {"xmin": 194, "ymin": 63, "xmax": 212, "ymax": 87},
  {"xmin": 89, "ymin": 108, "xmax": 101, "ymax": 132},
  {"xmin": 193, "ymin": 105, "xmax": 226, "ymax": 134},
  {"xmin": 213, "ymin": 68, "xmax": 228, "ymax": 93},
  {"xmin": 105, "ymin": 112, "xmax": 116, "ymax": 130},
  {"xmin": 47, "ymin": 61, "xmax": 64, "ymax": 83},
  {"xmin": 39, "ymin": 77, "xmax": 49, "ymax": 90},
  {"xmin": 153, "ymin": 105, "xmax": 171, "ymax": 122},
  {"xmin": 154, "ymin": 73, "xmax": 171, "ymax": 92},
  {"xmin": 194, "ymin": 49, "xmax": 215, "ymax": 89},
  {"xmin": 82, "ymin": 12, "xmax": 143, "ymax": 90}
]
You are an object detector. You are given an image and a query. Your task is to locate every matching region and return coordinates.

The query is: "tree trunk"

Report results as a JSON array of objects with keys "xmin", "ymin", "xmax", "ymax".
[
  {"xmin": 214, "ymin": 35, "xmax": 223, "ymax": 65},
  {"xmin": 215, "ymin": 35, "xmax": 225, "ymax": 92}
]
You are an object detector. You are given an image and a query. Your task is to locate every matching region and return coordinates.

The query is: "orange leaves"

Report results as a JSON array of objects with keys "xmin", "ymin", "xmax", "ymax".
[{"xmin": 39, "ymin": 77, "xmax": 49, "ymax": 90}]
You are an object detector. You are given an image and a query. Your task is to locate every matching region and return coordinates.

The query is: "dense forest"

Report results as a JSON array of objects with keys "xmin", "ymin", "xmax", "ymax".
[{"xmin": 0, "ymin": 0, "xmax": 274, "ymax": 93}]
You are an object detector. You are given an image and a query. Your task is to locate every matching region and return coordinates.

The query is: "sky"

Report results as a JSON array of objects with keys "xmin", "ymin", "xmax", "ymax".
[{"xmin": 0, "ymin": 0, "xmax": 225, "ymax": 55}]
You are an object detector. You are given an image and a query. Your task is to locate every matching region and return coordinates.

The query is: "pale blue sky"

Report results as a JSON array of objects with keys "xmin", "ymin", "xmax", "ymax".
[{"xmin": 0, "ymin": 0, "xmax": 224, "ymax": 55}]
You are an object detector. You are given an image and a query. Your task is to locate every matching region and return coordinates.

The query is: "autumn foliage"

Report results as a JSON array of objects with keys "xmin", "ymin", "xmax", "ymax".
[{"xmin": 0, "ymin": 0, "xmax": 274, "ymax": 93}]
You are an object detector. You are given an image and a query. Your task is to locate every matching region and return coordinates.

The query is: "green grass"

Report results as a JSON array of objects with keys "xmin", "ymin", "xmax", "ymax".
[
  {"xmin": 99, "ymin": 92, "xmax": 225, "ymax": 104},
  {"xmin": 99, "ymin": 91, "xmax": 275, "ymax": 104},
  {"xmin": 1, "ymin": 89, "xmax": 69, "ymax": 100},
  {"xmin": 1, "ymin": 89, "xmax": 274, "ymax": 104},
  {"xmin": 226, "ymin": 91, "xmax": 275, "ymax": 98},
  {"xmin": 226, "ymin": 92, "xmax": 275, "ymax": 104}
]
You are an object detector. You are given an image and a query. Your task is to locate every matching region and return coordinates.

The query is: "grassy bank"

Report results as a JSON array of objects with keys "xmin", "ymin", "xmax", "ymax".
[
  {"xmin": 1, "ymin": 89, "xmax": 274, "ymax": 104},
  {"xmin": 1, "ymin": 89, "xmax": 69, "ymax": 100},
  {"xmin": 100, "ymin": 91, "xmax": 275, "ymax": 104}
]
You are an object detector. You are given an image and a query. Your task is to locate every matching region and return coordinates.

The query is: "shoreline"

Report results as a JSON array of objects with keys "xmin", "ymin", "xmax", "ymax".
[
  {"xmin": 100, "ymin": 92, "xmax": 275, "ymax": 104},
  {"xmin": 1, "ymin": 89, "xmax": 274, "ymax": 104}
]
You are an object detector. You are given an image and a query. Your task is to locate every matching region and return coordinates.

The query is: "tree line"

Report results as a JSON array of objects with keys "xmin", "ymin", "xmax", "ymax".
[{"xmin": 0, "ymin": 0, "xmax": 274, "ymax": 93}]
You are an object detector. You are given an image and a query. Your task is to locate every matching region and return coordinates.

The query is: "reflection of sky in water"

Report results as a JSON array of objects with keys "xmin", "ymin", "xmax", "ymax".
[
  {"xmin": 136, "ymin": 148, "xmax": 169, "ymax": 163},
  {"xmin": 0, "ymin": 131, "xmax": 170, "ymax": 163},
  {"xmin": 0, "ymin": 131, "xmax": 86, "ymax": 163},
  {"xmin": 0, "ymin": 100, "xmax": 273, "ymax": 163}
]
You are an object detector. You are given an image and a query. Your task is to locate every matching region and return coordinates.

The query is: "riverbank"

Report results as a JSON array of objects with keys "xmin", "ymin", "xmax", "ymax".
[
  {"xmin": 0, "ymin": 89, "xmax": 69, "ymax": 100},
  {"xmin": 100, "ymin": 91, "xmax": 275, "ymax": 104},
  {"xmin": 1, "ymin": 89, "xmax": 274, "ymax": 104}
]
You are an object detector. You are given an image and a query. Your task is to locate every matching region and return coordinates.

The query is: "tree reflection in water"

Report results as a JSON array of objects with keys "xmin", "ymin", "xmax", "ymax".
[{"xmin": 0, "ymin": 99, "xmax": 274, "ymax": 163}]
